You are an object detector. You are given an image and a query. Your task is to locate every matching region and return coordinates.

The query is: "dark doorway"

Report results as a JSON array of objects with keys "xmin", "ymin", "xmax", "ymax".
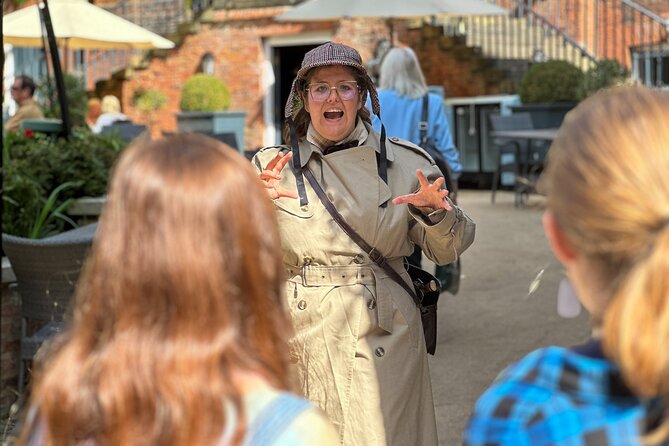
[{"xmin": 273, "ymin": 44, "xmax": 320, "ymax": 143}]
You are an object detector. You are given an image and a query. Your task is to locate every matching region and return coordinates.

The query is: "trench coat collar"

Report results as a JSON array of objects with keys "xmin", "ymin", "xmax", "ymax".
[{"xmin": 297, "ymin": 120, "xmax": 396, "ymax": 168}]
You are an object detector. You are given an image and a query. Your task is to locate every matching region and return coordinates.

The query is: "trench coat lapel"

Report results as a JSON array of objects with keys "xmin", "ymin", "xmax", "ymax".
[{"xmin": 299, "ymin": 131, "xmax": 394, "ymax": 211}]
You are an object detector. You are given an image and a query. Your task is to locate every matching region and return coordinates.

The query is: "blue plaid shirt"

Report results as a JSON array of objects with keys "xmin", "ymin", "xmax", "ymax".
[{"xmin": 463, "ymin": 340, "xmax": 667, "ymax": 445}]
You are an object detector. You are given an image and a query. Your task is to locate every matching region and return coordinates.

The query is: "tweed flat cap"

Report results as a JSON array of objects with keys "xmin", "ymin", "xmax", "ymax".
[{"xmin": 284, "ymin": 41, "xmax": 380, "ymax": 118}]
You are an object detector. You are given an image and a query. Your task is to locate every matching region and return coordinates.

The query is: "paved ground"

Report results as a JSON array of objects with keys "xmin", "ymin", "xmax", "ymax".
[{"xmin": 426, "ymin": 190, "xmax": 591, "ymax": 445}]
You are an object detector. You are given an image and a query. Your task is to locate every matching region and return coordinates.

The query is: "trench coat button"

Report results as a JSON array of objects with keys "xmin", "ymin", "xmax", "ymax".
[
  {"xmin": 297, "ymin": 300, "xmax": 307, "ymax": 310},
  {"xmin": 303, "ymin": 256, "xmax": 313, "ymax": 265},
  {"xmin": 367, "ymin": 299, "xmax": 376, "ymax": 310},
  {"xmin": 375, "ymin": 347, "xmax": 385, "ymax": 357},
  {"xmin": 353, "ymin": 254, "xmax": 364, "ymax": 264}
]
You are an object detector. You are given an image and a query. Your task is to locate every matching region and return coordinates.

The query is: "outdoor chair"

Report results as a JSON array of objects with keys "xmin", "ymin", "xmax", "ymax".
[
  {"xmin": 488, "ymin": 113, "xmax": 535, "ymax": 206},
  {"xmin": 2, "ymin": 225, "xmax": 96, "ymax": 393},
  {"xmin": 200, "ymin": 131, "xmax": 239, "ymax": 150},
  {"xmin": 101, "ymin": 120, "xmax": 147, "ymax": 143}
]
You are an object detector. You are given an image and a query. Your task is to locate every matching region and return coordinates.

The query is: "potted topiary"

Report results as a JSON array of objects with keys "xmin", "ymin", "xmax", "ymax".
[
  {"xmin": 511, "ymin": 60, "xmax": 584, "ymax": 128},
  {"xmin": 175, "ymin": 74, "xmax": 246, "ymax": 151}
]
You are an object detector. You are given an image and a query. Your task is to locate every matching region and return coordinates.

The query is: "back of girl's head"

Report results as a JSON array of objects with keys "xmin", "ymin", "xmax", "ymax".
[
  {"xmin": 24, "ymin": 134, "xmax": 292, "ymax": 446},
  {"xmin": 540, "ymin": 86, "xmax": 669, "ymax": 441},
  {"xmin": 378, "ymin": 47, "xmax": 427, "ymax": 99}
]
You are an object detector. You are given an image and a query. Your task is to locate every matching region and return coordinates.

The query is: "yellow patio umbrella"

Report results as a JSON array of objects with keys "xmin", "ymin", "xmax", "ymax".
[
  {"xmin": 4, "ymin": 0, "xmax": 174, "ymax": 138},
  {"xmin": 2, "ymin": 0, "xmax": 175, "ymax": 49}
]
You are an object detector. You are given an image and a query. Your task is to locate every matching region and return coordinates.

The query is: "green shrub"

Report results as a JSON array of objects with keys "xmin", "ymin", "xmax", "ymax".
[
  {"xmin": 134, "ymin": 88, "xmax": 168, "ymax": 113},
  {"xmin": 519, "ymin": 60, "xmax": 584, "ymax": 103},
  {"xmin": 2, "ymin": 129, "xmax": 127, "ymax": 238},
  {"xmin": 37, "ymin": 73, "xmax": 89, "ymax": 128},
  {"xmin": 579, "ymin": 59, "xmax": 630, "ymax": 99},
  {"xmin": 179, "ymin": 74, "xmax": 231, "ymax": 112}
]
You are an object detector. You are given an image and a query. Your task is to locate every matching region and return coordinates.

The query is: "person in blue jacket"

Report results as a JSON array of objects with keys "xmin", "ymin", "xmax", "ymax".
[
  {"xmin": 370, "ymin": 46, "xmax": 463, "ymax": 271},
  {"xmin": 370, "ymin": 46, "xmax": 462, "ymax": 195}
]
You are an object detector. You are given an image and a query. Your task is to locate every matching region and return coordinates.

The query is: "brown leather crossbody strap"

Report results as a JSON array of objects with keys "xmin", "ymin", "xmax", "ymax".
[{"xmin": 301, "ymin": 167, "xmax": 422, "ymax": 307}]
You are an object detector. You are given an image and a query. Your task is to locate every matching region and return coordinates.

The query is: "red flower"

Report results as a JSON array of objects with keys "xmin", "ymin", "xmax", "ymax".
[{"xmin": 24, "ymin": 129, "xmax": 34, "ymax": 138}]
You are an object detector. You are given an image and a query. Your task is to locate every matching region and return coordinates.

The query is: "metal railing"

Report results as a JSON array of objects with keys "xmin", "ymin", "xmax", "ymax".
[
  {"xmin": 106, "ymin": 0, "xmax": 188, "ymax": 36},
  {"xmin": 443, "ymin": 0, "xmax": 668, "ymax": 85},
  {"xmin": 80, "ymin": 0, "xmax": 189, "ymax": 90}
]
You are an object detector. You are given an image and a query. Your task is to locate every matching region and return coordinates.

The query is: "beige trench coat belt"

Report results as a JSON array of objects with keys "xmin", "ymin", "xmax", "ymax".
[{"xmin": 285, "ymin": 259, "xmax": 407, "ymax": 334}]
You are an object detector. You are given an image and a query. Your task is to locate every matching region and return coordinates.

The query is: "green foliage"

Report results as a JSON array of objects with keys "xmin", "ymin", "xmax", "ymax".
[
  {"xmin": 28, "ymin": 181, "xmax": 80, "ymax": 239},
  {"xmin": 519, "ymin": 60, "xmax": 584, "ymax": 104},
  {"xmin": 133, "ymin": 88, "xmax": 168, "ymax": 113},
  {"xmin": 37, "ymin": 73, "xmax": 89, "ymax": 128},
  {"xmin": 2, "ymin": 129, "xmax": 127, "ymax": 238},
  {"xmin": 179, "ymin": 74, "xmax": 231, "ymax": 112},
  {"xmin": 579, "ymin": 59, "xmax": 630, "ymax": 99}
]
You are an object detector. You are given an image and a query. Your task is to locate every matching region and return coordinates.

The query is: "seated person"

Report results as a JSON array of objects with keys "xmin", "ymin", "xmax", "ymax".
[
  {"xmin": 463, "ymin": 86, "xmax": 669, "ymax": 445},
  {"xmin": 92, "ymin": 95, "xmax": 127, "ymax": 134},
  {"xmin": 4, "ymin": 75, "xmax": 44, "ymax": 133},
  {"xmin": 85, "ymin": 97, "xmax": 102, "ymax": 131}
]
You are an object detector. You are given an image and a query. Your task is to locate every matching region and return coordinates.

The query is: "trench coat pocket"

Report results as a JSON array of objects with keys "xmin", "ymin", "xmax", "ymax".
[{"xmin": 274, "ymin": 196, "xmax": 315, "ymax": 218}]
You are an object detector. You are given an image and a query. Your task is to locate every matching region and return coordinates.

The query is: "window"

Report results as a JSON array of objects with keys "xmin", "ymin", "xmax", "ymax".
[{"xmin": 201, "ymin": 53, "xmax": 215, "ymax": 75}]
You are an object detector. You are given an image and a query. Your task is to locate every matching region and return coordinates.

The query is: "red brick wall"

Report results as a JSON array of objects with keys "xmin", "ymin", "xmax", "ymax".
[
  {"xmin": 120, "ymin": 15, "xmax": 388, "ymax": 148},
  {"xmin": 408, "ymin": 26, "xmax": 513, "ymax": 98}
]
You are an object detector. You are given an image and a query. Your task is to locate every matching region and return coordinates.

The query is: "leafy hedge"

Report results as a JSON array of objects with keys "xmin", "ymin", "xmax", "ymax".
[
  {"xmin": 519, "ymin": 59, "xmax": 632, "ymax": 104},
  {"xmin": 519, "ymin": 60, "xmax": 584, "ymax": 103},
  {"xmin": 37, "ymin": 73, "xmax": 89, "ymax": 128},
  {"xmin": 2, "ymin": 129, "xmax": 127, "ymax": 238},
  {"xmin": 579, "ymin": 59, "xmax": 630, "ymax": 99}
]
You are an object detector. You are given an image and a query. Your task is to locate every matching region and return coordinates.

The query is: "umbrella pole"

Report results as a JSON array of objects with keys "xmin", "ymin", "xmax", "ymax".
[
  {"xmin": 38, "ymin": 9, "xmax": 56, "ymax": 115},
  {"xmin": 39, "ymin": 0, "xmax": 72, "ymax": 139}
]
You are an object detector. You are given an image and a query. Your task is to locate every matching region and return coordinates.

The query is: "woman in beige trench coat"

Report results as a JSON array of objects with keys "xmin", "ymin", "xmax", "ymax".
[{"xmin": 252, "ymin": 42, "xmax": 476, "ymax": 446}]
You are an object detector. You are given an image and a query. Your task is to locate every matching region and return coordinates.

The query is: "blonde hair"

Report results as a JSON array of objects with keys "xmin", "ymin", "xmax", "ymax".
[
  {"xmin": 378, "ymin": 47, "xmax": 428, "ymax": 99},
  {"xmin": 101, "ymin": 94, "xmax": 122, "ymax": 114},
  {"xmin": 540, "ymin": 86, "xmax": 669, "ymax": 443},
  {"xmin": 20, "ymin": 134, "xmax": 293, "ymax": 446}
]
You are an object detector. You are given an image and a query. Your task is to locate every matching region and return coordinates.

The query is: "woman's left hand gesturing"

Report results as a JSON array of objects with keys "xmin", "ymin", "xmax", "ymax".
[{"xmin": 391, "ymin": 169, "xmax": 453, "ymax": 213}]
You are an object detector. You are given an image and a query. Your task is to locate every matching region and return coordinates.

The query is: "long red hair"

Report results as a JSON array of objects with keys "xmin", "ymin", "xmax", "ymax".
[{"xmin": 21, "ymin": 134, "xmax": 293, "ymax": 445}]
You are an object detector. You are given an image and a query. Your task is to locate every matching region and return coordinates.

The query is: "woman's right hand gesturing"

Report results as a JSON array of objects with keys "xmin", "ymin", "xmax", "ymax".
[{"xmin": 259, "ymin": 151, "xmax": 298, "ymax": 200}]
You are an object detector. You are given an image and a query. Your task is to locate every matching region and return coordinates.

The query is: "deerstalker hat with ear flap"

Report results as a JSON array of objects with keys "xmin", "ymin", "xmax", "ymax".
[
  {"xmin": 285, "ymin": 41, "xmax": 388, "ymax": 209},
  {"xmin": 284, "ymin": 41, "xmax": 381, "ymax": 118}
]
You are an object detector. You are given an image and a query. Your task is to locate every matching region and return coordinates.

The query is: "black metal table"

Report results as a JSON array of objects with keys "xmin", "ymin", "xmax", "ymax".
[{"xmin": 489, "ymin": 128, "xmax": 559, "ymax": 205}]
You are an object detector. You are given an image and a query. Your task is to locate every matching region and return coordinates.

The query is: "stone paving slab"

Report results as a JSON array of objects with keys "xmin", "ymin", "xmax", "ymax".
[{"xmin": 426, "ymin": 190, "xmax": 591, "ymax": 445}]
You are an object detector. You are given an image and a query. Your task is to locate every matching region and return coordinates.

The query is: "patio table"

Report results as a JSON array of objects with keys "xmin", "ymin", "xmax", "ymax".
[{"xmin": 489, "ymin": 128, "xmax": 559, "ymax": 205}]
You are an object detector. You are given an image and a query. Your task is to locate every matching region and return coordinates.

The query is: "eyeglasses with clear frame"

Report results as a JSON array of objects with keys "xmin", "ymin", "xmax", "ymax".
[{"xmin": 306, "ymin": 81, "xmax": 359, "ymax": 102}]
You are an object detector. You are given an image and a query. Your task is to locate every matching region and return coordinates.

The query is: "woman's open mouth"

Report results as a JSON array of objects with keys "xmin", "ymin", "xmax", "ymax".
[{"xmin": 324, "ymin": 109, "xmax": 344, "ymax": 120}]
